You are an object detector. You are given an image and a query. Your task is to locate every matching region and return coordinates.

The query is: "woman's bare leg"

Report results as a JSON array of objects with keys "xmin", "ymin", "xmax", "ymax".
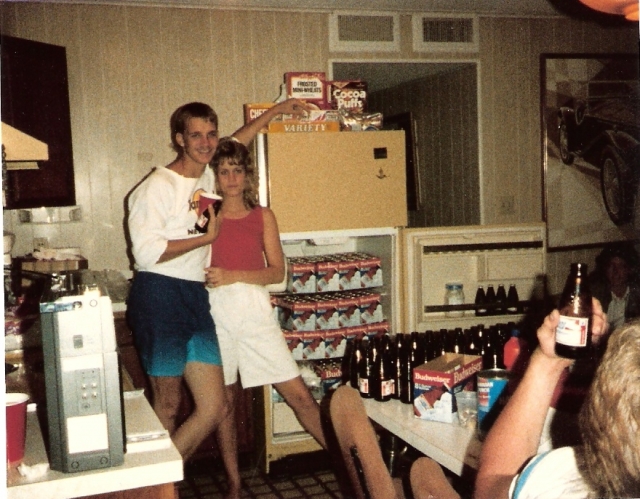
[
  {"xmin": 274, "ymin": 376, "xmax": 327, "ymax": 448},
  {"xmin": 215, "ymin": 382, "xmax": 242, "ymax": 499}
]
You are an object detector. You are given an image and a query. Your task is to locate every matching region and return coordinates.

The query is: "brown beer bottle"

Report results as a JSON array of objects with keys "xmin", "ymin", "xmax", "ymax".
[{"xmin": 555, "ymin": 263, "xmax": 593, "ymax": 359}]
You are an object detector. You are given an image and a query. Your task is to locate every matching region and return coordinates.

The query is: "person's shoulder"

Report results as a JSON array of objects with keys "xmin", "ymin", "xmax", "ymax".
[
  {"xmin": 511, "ymin": 447, "xmax": 589, "ymax": 499},
  {"xmin": 258, "ymin": 205, "xmax": 277, "ymax": 220}
]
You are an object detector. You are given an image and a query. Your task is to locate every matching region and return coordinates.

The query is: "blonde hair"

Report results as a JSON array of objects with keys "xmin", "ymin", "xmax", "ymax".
[
  {"xmin": 211, "ymin": 137, "xmax": 258, "ymax": 209},
  {"xmin": 578, "ymin": 319, "xmax": 640, "ymax": 497}
]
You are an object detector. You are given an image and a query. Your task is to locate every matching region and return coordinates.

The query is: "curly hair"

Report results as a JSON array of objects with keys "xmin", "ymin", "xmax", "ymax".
[
  {"xmin": 578, "ymin": 319, "xmax": 640, "ymax": 498},
  {"xmin": 169, "ymin": 102, "xmax": 218, "ymax": 154},
  {"xmin": 211, "ymin": 137, "xmax": 258, "ymax": 209}
]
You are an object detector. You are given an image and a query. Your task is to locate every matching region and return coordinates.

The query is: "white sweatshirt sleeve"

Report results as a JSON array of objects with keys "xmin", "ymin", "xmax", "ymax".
[{"xmin": 128, "ymin": 170, "xmax": 172, "ymax": 270}]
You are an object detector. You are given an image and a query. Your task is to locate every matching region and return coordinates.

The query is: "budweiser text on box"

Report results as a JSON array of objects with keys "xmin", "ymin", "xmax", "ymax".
[{"xmin": 413, "ymin": 353, "xmax": 483, "ymax": 423}]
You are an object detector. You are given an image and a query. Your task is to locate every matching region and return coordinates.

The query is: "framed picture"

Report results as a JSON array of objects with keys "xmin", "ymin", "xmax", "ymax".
[{"xmin": 541, "ymin": 53, "xmax": 639, "ymax": 249}]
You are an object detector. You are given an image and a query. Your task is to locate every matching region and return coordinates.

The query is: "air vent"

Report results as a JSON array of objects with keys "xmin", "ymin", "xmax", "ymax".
[
  {"xmin": 412, "ymin": 15, "xmax": 479, "ymax": 53},
  {"xmin": 330, "ymin": 12, "xmax": 400, "ymax": 52}
]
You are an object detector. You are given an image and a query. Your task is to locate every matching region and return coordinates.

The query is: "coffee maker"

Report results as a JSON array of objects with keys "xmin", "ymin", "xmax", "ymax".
[{"xmin": 40, "ymin": 277, "xmax": 124, "ymax": 472}]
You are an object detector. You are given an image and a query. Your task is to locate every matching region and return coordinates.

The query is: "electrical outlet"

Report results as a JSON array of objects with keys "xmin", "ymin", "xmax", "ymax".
[{"xmin": 34, "ymin": 237, "xmax": 50, "ymax": 251}]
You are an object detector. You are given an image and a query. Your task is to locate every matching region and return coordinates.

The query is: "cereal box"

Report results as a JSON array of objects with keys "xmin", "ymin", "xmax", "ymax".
[
  {"xmin": 285, "ymin": 72, "xmax": 327, "ymax": 108},
  {"xmin": 326, "ymin": 80, "xmax": 368, "ymax": 113},
  {"xmin": 267, "ymin": 110, "xmax": 340, "ymax": 133},
  {"xmin": 243, "ymin": 103, "xmax": 275, "ymax": 132},
  {"xmin": 413, "ymin": 354, "xmax": 483, "ymax": 423}
]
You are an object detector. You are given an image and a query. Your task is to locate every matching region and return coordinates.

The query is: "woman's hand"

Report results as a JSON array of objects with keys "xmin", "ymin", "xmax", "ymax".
[{"xmin": 205, "ymin": 266, "xmax": 230, "ymax": 288}]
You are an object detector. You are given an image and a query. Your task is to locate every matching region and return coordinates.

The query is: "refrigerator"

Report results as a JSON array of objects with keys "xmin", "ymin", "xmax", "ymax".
[{"xmin": 254, "ymin": 130, "xmax": 408, "ymax": 472}]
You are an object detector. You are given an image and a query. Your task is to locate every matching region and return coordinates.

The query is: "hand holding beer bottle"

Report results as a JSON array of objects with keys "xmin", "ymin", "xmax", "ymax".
[{"xmin": 555, "ymin": 263, "xmax": 593, "ymax": 359}]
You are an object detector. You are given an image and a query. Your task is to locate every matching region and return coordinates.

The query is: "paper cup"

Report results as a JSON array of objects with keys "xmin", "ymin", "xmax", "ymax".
[
  {"xmin": 6, "ymin": 393, "xmax": 29, "ymax": 468},
  {"xmin": 198, "ymin": 192, "xmax": 222, "ymax": 216}
]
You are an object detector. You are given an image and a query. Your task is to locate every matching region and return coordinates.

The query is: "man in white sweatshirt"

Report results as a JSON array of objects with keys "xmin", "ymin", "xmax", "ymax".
[{"xmin": 126, "ymin": 99, "xmax": 308, "ymax": 460}]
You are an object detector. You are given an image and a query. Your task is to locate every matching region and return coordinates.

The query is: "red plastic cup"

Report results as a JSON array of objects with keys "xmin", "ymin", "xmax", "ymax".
[
  {"xmin": 6, "ymin": 393, "xmax": 29, "ymax": 468},
  {"xmin": 198, "ymin": 192, "xmax": 222, "ymax": 216}
]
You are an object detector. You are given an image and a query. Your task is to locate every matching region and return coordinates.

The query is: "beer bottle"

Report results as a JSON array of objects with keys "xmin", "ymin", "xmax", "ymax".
[
  {"xmin": 506, "ymin": 284, "xmax": 520, "ymax": 314},
  {"xmin": 391, "ymin": 334, "xmax": 405, "ymax": 399},
  {"xmin": 400, "ymin": 333, "xmax": 422, "ymax": 404},
  {"xmin": 495, "ymin": 285, "xmax": 507, "ymax": 315},
  {"xmin": 358, "ymin": 338, "xmax": 373, "ymax": 398},
  {"xmin": 453, "ymin": 327, "xmax": 466, "ymax": 354},
  {"xmin": 423, "ymin": 331, "xmax": 436, "ymax": 361},
  {"xmin": 349, "ymin": 338, "xmax": 363, "ymax": 389},
  {"xmin": 555, "ymin": 263, "xmax": 592, "ymax": 359},
  {"xmin": 374, "ymin": 337, "xmax": 394, "ymax": 402},
  {"xmin": 360, "ymin": 338, "xmax": 380, "ymax": 398},
  {"xmin": 485, "ymin": 285, "xmax": 497, "ymax": 315},
  {"xmin": 475, "ymin": 286, "xmax": 488, "ymax": 317},
  {"xmin": 437, "ymin": 329, "xmax": 448, "ymax": 357},
  {"xmin": 341, "ymin": 339, "xmax": 354, "ymax": 387}
]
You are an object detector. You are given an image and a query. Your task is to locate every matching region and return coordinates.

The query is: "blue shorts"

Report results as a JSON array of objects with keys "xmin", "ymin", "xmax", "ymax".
[{"xmin": 127, "ymin": 272, "xmax": 221, "ymax": 377}]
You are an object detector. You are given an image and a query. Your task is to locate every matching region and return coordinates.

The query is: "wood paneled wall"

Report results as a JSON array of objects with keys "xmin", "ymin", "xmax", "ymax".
[
  {"xmin": 369, "ymin": 65, "xmax": 479, "ymax": 228},
  {"xmin": 1, "ymin": 3, "xmax": 636, "ymax": 292}
]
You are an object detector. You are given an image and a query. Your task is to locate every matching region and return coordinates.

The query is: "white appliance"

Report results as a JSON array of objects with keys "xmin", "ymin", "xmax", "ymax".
[
  {"xmin": 40, "ymin": 281, "xmax": 124, "ymax": 472},
  {"xmin": 254, "ymin": 131, "xmax": 407, "ymax": 471}
]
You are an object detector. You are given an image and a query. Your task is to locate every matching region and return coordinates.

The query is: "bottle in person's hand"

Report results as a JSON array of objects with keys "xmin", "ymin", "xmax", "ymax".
[{"xmin": 555, "ymin": 263, "xmax": 593, "ymax": 359}]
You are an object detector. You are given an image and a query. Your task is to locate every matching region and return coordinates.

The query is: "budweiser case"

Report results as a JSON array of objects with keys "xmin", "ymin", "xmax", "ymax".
[{"xmin": 413, "ymin": 354, "xmax": 482, "ymax": 423}]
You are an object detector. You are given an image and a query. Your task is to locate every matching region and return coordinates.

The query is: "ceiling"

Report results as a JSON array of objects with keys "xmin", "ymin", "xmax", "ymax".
[{"xmin": 65, "ymin": 0, "xmax": 583, "ymax": 18}]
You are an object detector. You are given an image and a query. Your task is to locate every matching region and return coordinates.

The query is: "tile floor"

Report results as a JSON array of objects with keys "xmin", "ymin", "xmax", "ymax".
[
  {"xmin": 178, "ymin": 451, "xmax": 345, "ymax": 499},
  {"xmin": 177, "ymin": 445, "xmax": 474, "ymax": 499}
]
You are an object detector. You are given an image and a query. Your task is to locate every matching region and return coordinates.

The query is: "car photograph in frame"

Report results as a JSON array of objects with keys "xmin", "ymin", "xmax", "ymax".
[{"xmin": 541, "ymin": 53, "xmax": 639, "ymax": 249}]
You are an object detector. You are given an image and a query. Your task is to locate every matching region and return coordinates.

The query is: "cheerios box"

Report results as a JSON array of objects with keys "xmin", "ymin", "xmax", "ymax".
[{"xmin": 413, "ymin": 354, "xmax": 482, "ymax": 423}]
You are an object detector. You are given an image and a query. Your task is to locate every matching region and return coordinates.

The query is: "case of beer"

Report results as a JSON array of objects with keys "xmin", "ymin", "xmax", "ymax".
[{"xmin": 413, "ymin": 353, "xmax": 482, "ymax": 423}]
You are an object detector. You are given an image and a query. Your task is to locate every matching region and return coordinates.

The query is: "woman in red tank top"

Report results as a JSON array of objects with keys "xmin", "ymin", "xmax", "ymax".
[{"xmin": 205, "ymin": 138, "xmax": 327, "ymax": 499}]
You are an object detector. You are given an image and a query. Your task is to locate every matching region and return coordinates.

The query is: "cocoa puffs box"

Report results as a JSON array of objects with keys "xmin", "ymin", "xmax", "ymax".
[{"xmin": 413, "ymin": 353, "xmax": 482, "ymax": 423}]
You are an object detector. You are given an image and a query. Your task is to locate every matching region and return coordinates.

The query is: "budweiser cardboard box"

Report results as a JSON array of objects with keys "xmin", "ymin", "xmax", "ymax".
[
  {"xmin": 413, "ymin": 353, "xmax": 483, "ymax": 423},
  {"xmin": 324, "ymin": 330, "xmax": 346, "ymax": 358},
  {"xmin": 287, "ymin": 257, "xmax": 317, "ymax": 293},
  {"xmin": 283, "ymin": 331, "xmax": 304, "ymax": 360},
  {"xmin": 302, "ymin": 331, "xmax": 326, "ymax": 360},
  {"xmin": 316, "ymin": 258, "xmax": 340, "ymax": 293},
  {"xmin": 278, "ymin": 295, "xmax": 316, "ymax": 331}
]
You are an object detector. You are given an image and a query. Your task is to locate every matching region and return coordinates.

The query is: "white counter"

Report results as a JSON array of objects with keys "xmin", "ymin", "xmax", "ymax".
[
  {"xmin": 7, "ymin": 397, "xmax": 183, "ymax": 499},
  {"xmin": 364, "ymin": 398, "xmax": 567, "ymax": 477},
  {"xmin": 363, "ymin": 398, "xmax": 481, "ymax": 476}
]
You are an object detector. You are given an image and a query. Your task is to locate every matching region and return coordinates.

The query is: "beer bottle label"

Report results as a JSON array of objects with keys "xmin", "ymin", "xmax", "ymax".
[
  {"xmin": 358, "ymin": 377, "xmax": 369, "ymax": 394},
  {"xmin": 556, "ymin": 315, "xmax": 589, "ymax": 347},
  {"xmin": 381, "ymin": 379, "xmax": 394, "ymax": 397}
]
